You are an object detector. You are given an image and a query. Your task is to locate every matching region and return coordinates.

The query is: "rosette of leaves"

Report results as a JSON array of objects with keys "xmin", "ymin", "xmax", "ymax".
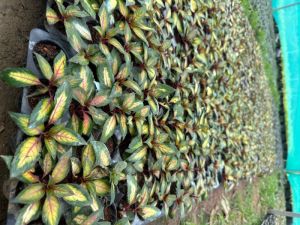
[{"xmin": 0, "ymin": 0, "xmax": 277, "ymax": 224}]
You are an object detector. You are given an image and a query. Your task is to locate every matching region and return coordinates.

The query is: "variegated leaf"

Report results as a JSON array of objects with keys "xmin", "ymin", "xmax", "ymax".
[
  {"xmin": 91, "ymin": 141, "xmax": 111, "ymax": 167},
  {"xmin": 82, "ymin": 143, "xmax": 95, "ymax": 177},
  {"xmin": 42, "ymin": 194, "xmax": 62, "ymax": 225},
  {"xmin": 51, "ymin": 150, "xmax": 71, "ymax": 184},
  {"xmin": 60, "ymin": 184, "xmax": 92, "ymax": 206},
  {"xmin": 89, "ymin": 179, "xmax": 110, "ymax": 196},
  {"xmin": 100, "ymin": 115, "xmax": 117, "ymax": 143},
  {"xmin": 14, "ymin": 183, "xmax": 45, "ymax": 204},
  {"xmin": 53, "ymin": 51, "xmax": 67, "ymax": 82},
  {"xmin": 0, "ymin": 68, "xmax": 41, "ymax": 87},
  {"xmin": 138, "ymin": 206, "xmax": 160, "ymax": 220},
  {"xmin": 48, "ymin": 82, "xmax": 72, "ymax": 124},
  {"xmin": 9, "ymin": 112, "xmax": 44, "ymax": 136},
  {"xmin": 29, "ymin": 98, "xmax": 53, "ymax": 128},
  {"xmin": 50, "ymin": 126, "xmax": 87, "ymax": 146},
  {"xmin": 11, "ymin": 137, "xmax": 42, "ymax": 177},
  {"xmin": 127, "ymin": 174, "xmax": 138, "ymax": 205},
  {"xmin": 16, "ymin": 201, "xmax": 41, "ymax": 225}
]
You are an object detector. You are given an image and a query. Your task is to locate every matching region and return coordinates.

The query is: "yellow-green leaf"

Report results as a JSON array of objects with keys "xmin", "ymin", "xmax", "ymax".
[
  {"xmin": 46, "ymin": 6, "xmax": 60, "ymax": 25},
  {"xmin": 45, "ymin": 137, "xmax": 58, "ymax": 159},
  {"xmin": 82, "ymin": 143, "xmax": 95, "ymax": 177},
  {"xmin": 42, "ymin": 194, "xmax": 62, "ymax": 225},
  {"xmin": 127, "ymin": 174, "xmax": 137, "ymax": 205},
  {"xmin": 98, "ymin": 4, "xmax": 108, "ymax": 32},
  {"xmin": 9, "ymin": 112, "xmax": 44, "ymax": 136},
  {"xmin": 14, "ymin": 183, "xmax": 45, "ymax": 204},
  {"xmin": 128, "ymin": 146, "xmax": 147, "ymax": 162},
  {"xmin": 16, "ymin": 201, "xmax": 41, "ymax": 225},
  {"xmin": 48, "ymin": 82, "xmax": 72, "ymax": 124},
  {"xmin": 0, "ymin": 68, "xmax": 41, "ymax": 87},
  {"xmin": 89, "ymin": 90, "xmax": 110, "ymax": 107},
  {"xmin": 51, "ymin": 150, "xmax": 71, "ymax": 184},
  {"xmin": 50, "ymin": 126, "xmax": 87, "ymax": 146},
  {"xmin": 43, "ymin": 153, "xmax": 53, "ymax": 177},
  {"xmin": 82, "ymin": 113, "xmax": 93, "ymax": 135},
  {"xmin": 61, "ymin": 184, "xmax": 92, "ymax": 206},
  {"xmin": 91, "ymin": 141, "xmax": 111, "ymax": 167},
  {"xmin": 153, "ymin": 143, "xmax": 177, "ymax": 155},
  {"xmin": 100, "ymin": 115, "xmax": 116, "ymax": 143},
  {"xmin": 90, "ymin": 179, "xmax": 110, "ymax": 196},
  {"xmin": 138, "ymin": 206, "xmax": 160, "ymax": 220},
  {"xmin": 53, "ymin": 51, "xmax": 67, "ymax": 81},
  {"xmin": 11, "ymin": 137, "xmax": 42, "ymax": 177},
  {"xmin": 97, "ymin": 63, "xmax": 114, "ymax": 88},
  {"xmin": 29, "ymin": 98, "xmax": 53, "ymax": 128},
  {"xmin": 82, "ymin": 212, "xmax": 100, "ymax": 225},
  {"xmin": 35, "ymin": 53, "xmax": 53, "ymax": 80}
]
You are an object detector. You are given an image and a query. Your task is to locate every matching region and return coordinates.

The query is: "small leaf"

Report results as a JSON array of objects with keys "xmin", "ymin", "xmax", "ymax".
[
  {"xmin": 97, "ymin": 63, "xmax": 114, "ymax": 88},
  {"xmin": 43, "ymin": 153, "xmax": 53, "ymax": 177},
  {"xmin": 138, "ymin": 206, "xmax": 160, "ymax": 220},
  {"xmin": 53, "ymin": 51, "xmax": 67, "ymax": 81},
  {"xmin": 82, "ymin": 113, "xmax": 93, "ymax": 135},
  {"xmin": 46, "ymin": 6, "xmax": 60, "ymax": 25},
  {"xmin": 48, "ymin": 82, "xmax": 72, "ymax": 124},
  {"xmin": 42, "ymin": 194, "xmax": 62, "ymax": 225},
  {"xmin": 9, "ymin": 112, "xmax": 44, "ymax": 136},
  {"xmin": 82, "ymin": 211, "xmax": 100, "ymax": 225},
  {"xmin": 99, "ymin": 4, "xmax": 109, "ymax": 32},
  {"xmin": 90, "ymin": 179, "xmax": 110, "ymax": 196},
  {"xmin": 153, "ymin": 143, "xmax": 177, "ymax": 155},
  {"xmin": 50, "ymin": 126, "xmax": 87, "ymax": 146},
  {"xmin": 100, "ymin": 115, "xmax": 117, "ymax": 143},
  {"xmin": 128, "ymin": 146, "xmax": 147, "ymax": 162},
  {"xmin": 132, "ymin": 27, "xmax": 148, "ymax": 45},
  {"xmin": 45, "ymin": 137, "xmax": 58, "ymax": 159},
  {"xmin": 91, "ymin": 141, "xmax": 111, "ymax": 167},
  {"xmin": 11, "ymin": 137, "xmax": 42, "ymax": 177},
  {"xmin": 123, "ymin": 79, "xmax": 143, "ymax": 96},
  {"xmin": 127, "ymin": 174, "xmax": 138, "ymax": 205},
  {"xmin": 82, "ymin": 143, "xmax": 95, "ymax": 177},
  {"xmin": 80, "ymin": 0, "xmax": 96, "ymax": 18},
  {"xmin": 35, "ymin": 53, "xmax": 53, "ymax": 80},
  {"xmin": 0, "ymin": 68, "xmax": 41, "ymax": 87},
  {"xmin": 89, "ymin": 90, "xmax": 111, "ymax": 107},
  {"xmin": 88, "ymin": 106, "xmax": 108, "ymax": 125},
  {"xmin": 16, "ymin": 201, "xmax": 41, "ymax": 225},
  {"xmin": 60, "ymin": 184, "xmax": 92, "ymax": 206},
  {"xmin": 14, "ymin": 183, "xmax": 45, "ymax": 204},
  {"xmin": 51, "ymin": 150, "xmax": 71, "ymax": 184},
  {"xmin": 153, "ymin": 83, "xmax": 175, "ymax": 98},
  {"xmin": 29, "ymin": 98, "xmax": 53, "ymax": 128}
]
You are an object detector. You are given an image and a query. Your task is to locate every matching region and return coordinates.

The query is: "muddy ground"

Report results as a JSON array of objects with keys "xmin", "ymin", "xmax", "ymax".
[{"xmin": 0, "ymin": 0, "xmax": 45, "ymax": 223}]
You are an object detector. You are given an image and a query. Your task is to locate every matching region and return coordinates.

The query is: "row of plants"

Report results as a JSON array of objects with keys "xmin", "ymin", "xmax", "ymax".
[{"xmin": 0, "ymin": 0, "xmax": 277, "ymax": 225}]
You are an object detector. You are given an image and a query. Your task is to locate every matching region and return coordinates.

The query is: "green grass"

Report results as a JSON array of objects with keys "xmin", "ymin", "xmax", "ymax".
[
  {"xmin": 240, "ymin": 0, "xmax": 280, "ymax": 106},
  {"xmin": 182, "ymin": 172, "xmax": 284, "ymax": 225}
]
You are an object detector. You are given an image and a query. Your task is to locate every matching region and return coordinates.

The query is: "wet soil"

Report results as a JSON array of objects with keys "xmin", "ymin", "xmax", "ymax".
[{"xmin": 0, "ymin": 0, "xmax": 45, "ymax": 224}]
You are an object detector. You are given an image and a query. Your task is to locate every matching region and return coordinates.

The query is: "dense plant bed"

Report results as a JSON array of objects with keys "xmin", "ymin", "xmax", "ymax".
[{"xmin": 0, "ymin": 0, "xmax": 277, "ymax": 224}]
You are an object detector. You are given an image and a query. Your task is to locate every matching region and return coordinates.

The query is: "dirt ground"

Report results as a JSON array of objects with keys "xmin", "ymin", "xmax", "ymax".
[{"xmin": 0, "ymin": 0, "xmax": 45, "ymax": 224}]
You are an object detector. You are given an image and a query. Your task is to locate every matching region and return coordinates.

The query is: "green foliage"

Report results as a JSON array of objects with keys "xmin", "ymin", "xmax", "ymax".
[{"xmin": 0, "ymin": 0, "xmax": 277, "ymax": 224}]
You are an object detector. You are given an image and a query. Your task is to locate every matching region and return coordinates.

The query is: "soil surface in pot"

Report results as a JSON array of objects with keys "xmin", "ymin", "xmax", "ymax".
[{"xmin": 0, "ymin": 0, "xmax": 45, "ymax": 224}]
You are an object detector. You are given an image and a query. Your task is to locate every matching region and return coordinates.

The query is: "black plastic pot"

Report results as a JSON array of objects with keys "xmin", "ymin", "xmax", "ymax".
[{"xmin": 6, "ymin": 28, "xmax": 75, "ymax": 225}]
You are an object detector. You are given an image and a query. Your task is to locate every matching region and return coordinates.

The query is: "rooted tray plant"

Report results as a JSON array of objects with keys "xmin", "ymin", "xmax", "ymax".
[{"xmin": 0, "ymin": 0, "xmax": 277, "ymax": 225}]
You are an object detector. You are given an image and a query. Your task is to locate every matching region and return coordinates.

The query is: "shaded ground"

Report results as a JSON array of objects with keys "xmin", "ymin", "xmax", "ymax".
[{"xmin": 0, "ymin": 0, "xmax": 45, "ymax": 224}]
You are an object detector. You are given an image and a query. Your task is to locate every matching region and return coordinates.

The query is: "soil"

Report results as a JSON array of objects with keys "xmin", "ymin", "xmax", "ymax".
[
  {"xmin": 0, "ymin": 0, "xmax": 45, "ymax": 224},
  {"xmin": 33, "ymin": 41, "xmax": 60, "ymax": 63}
]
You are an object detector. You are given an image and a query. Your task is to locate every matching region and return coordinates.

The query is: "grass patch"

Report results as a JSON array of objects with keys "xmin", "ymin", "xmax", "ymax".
[
  {"xmin": 182, "ymin": 172, "xmax": 284, "ymax": 225},
  {"xmin": 240, "ymin": 0, "xmax": 280, "ymax": 106}
]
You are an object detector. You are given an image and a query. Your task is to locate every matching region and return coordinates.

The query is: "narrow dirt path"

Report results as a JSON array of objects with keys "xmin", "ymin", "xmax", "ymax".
[{"xmin": 0, "ymin": 0, "xmax": 45, "ymax": 224}]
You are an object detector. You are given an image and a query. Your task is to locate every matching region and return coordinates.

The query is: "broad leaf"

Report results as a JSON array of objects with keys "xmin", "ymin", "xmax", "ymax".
[
  {"xmin": 35, "ymin": 53, "xmax": 53, "ymax": 80},
  {"xmin": 53, "ymin": 51, "xmax": 67, "ymax": 82},
  {"xmin": 51, "ymin": 150, "xmax": 71, "ymax": 184},
  {"xmin": 138, "ymin": 206, "xmax": 160, "ymax": 220},
  {"xmin": 100, "ymin": 115, "xmax": 117, "ymax": 143},
  {"xmin": 46, "ymin": 6, "xmax": 60, "ymax": 25},
  {"xmin": 82, "ymin": 143, "xmax": 95, "ymax": 177},
  {"xmin": 11, "ymin": 137, "xmax": 42, "ymax": 177},
  {"xmin": 91, "ymin": 141, "xmax": 111, "ymax": 167},
  {"xmin": 14, "ymin": 183, "xmax": 45, "ymax": 204},
  {"xmin": 0, "ymin": 68, "xmax": 41, "ymax": 87},
  {"xmin": 9, "ymin": 112, "xmax": 44, "ymax": 136},
  {"xmin": 48, "ymin": 82, "xmax": 72, "ymax": 124},
  {"xmin": 29, "ymin": 98, "xmax": 53, "ymax": 128},
  {"xmin": 127, "ymin": 174, "xmax": 137, "ymax": 205},
  {"xmin": 42, "ymin": 194, "xmax": 62, "ymax": 225},
  {"xmin": 60, "ymin": 184, "xmax": 92, "ymax": 206},
  {"xmin": 16, "ymin": 201, "xmax": 41, "ymax": 225},
  {"xmin": 89, "ymin": 179, "xmax": 110, "ymax": 196},
  {"xmin": 50, "ymin": 126, "xmax": 86, "ymax": 146}
]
